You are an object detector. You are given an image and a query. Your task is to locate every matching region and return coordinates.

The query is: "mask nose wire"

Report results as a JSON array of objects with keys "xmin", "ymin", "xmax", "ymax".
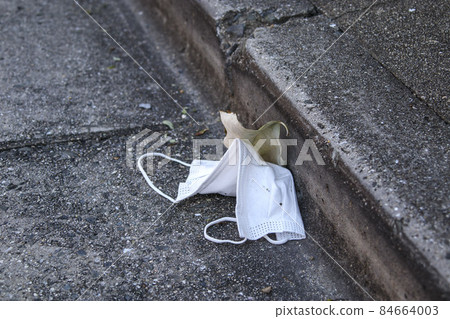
[{"xmin": 138, "ymin": 152, "xmax": 191, "ymax": 203}]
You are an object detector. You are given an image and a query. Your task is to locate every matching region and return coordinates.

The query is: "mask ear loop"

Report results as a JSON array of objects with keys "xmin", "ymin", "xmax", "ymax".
[
  {"xmin": 138, "ymin": 152, "xmax": 191, "ymax": 203},
  {"xmin": 263, "ymin": 235, "xmax": 288, "ymax": 245},
  {"xmin": 204, "ymin": 217, "xmax": 247, "ymax": 244}
]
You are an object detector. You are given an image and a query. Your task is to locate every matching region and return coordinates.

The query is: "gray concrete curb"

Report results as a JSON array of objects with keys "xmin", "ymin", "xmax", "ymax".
[{"xmin": 132, "ymin": 0, "xmax": 449, "ymax": 300}]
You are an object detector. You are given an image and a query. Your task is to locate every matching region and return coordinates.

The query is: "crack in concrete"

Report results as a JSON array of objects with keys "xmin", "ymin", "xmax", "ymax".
[
  {"xmin": 0, "ymin": 125, "xmax": 168, "ymax": 152},
  {"xmin": 217, "ymin": 5, "xmax": 320, "ymax": 63}
]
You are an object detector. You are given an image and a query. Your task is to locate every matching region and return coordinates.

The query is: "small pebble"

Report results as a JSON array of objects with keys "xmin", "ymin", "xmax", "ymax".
[
  {"xmin": 139, "ymin": 103, "xmax": 151, "ymax": 109},
  {"xmin": 261, "ymin": 286, "xmax": 272, "ymax": 294}
]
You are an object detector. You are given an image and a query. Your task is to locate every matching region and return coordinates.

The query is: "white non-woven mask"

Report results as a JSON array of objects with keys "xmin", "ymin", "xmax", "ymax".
[{"xmin": 138, "ymin": 138, "xmax": 306, "ymax": 245}]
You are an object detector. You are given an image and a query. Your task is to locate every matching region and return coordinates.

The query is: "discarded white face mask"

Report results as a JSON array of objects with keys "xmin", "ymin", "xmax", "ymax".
[{"xmin": 138, "ymin": 138, "xmax": 305, "ymax": 245}]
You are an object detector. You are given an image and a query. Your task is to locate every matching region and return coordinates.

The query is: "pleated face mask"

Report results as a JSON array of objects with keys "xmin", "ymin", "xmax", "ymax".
[{"xmin": 138, "ymin": 138, "xmax": 305, "ymax": 245}]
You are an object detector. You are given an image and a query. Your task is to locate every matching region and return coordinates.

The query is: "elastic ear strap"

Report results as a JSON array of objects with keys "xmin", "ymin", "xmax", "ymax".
[
  {"xmin": 204, "ymin": 217, "xmax": 247, "ymax": 245},
  {"xmin": 263, "ymin": 235, "xmax": 288, "ymax": 245},
  {"xmin": 138, "ymin": 152, "xmax": 191, "ymax": 203}
]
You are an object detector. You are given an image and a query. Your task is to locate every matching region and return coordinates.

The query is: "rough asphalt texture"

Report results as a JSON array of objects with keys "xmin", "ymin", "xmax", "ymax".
[{"xmin": 0, "ymin": 0, "xmax": 369, "ymax": 300}]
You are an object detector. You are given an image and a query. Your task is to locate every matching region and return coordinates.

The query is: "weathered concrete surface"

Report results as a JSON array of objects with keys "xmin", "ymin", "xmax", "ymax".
[
  {"xmin": 134, "ymin": 0, "xmax": 318, "ymax": 107},
  {"xmin": 0, "ymin": 0, "xmax": 369, "ymax": 300},
  {"xmin": 135, "ymin": 0, "xmax": 450, "ymax": 299},
  {"xmin": 241, "ymin": 15, "xmax": 449, "ymax": 300},
  {"xmin": 311, "ymin": 0, "xmax": 450, "ymax": 122},
  {"xmin": 203, "ymin": 0, "xmax": 318, "ymax": 62},
  {"xmin": 198, "ymin": 0, "xmax": 317, "ymax": 21}
]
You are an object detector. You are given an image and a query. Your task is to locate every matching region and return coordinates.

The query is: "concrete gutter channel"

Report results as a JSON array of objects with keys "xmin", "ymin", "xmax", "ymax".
[{"xmin": 132, "ymin": 0, "xmax": 450, "ymax": 299}]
